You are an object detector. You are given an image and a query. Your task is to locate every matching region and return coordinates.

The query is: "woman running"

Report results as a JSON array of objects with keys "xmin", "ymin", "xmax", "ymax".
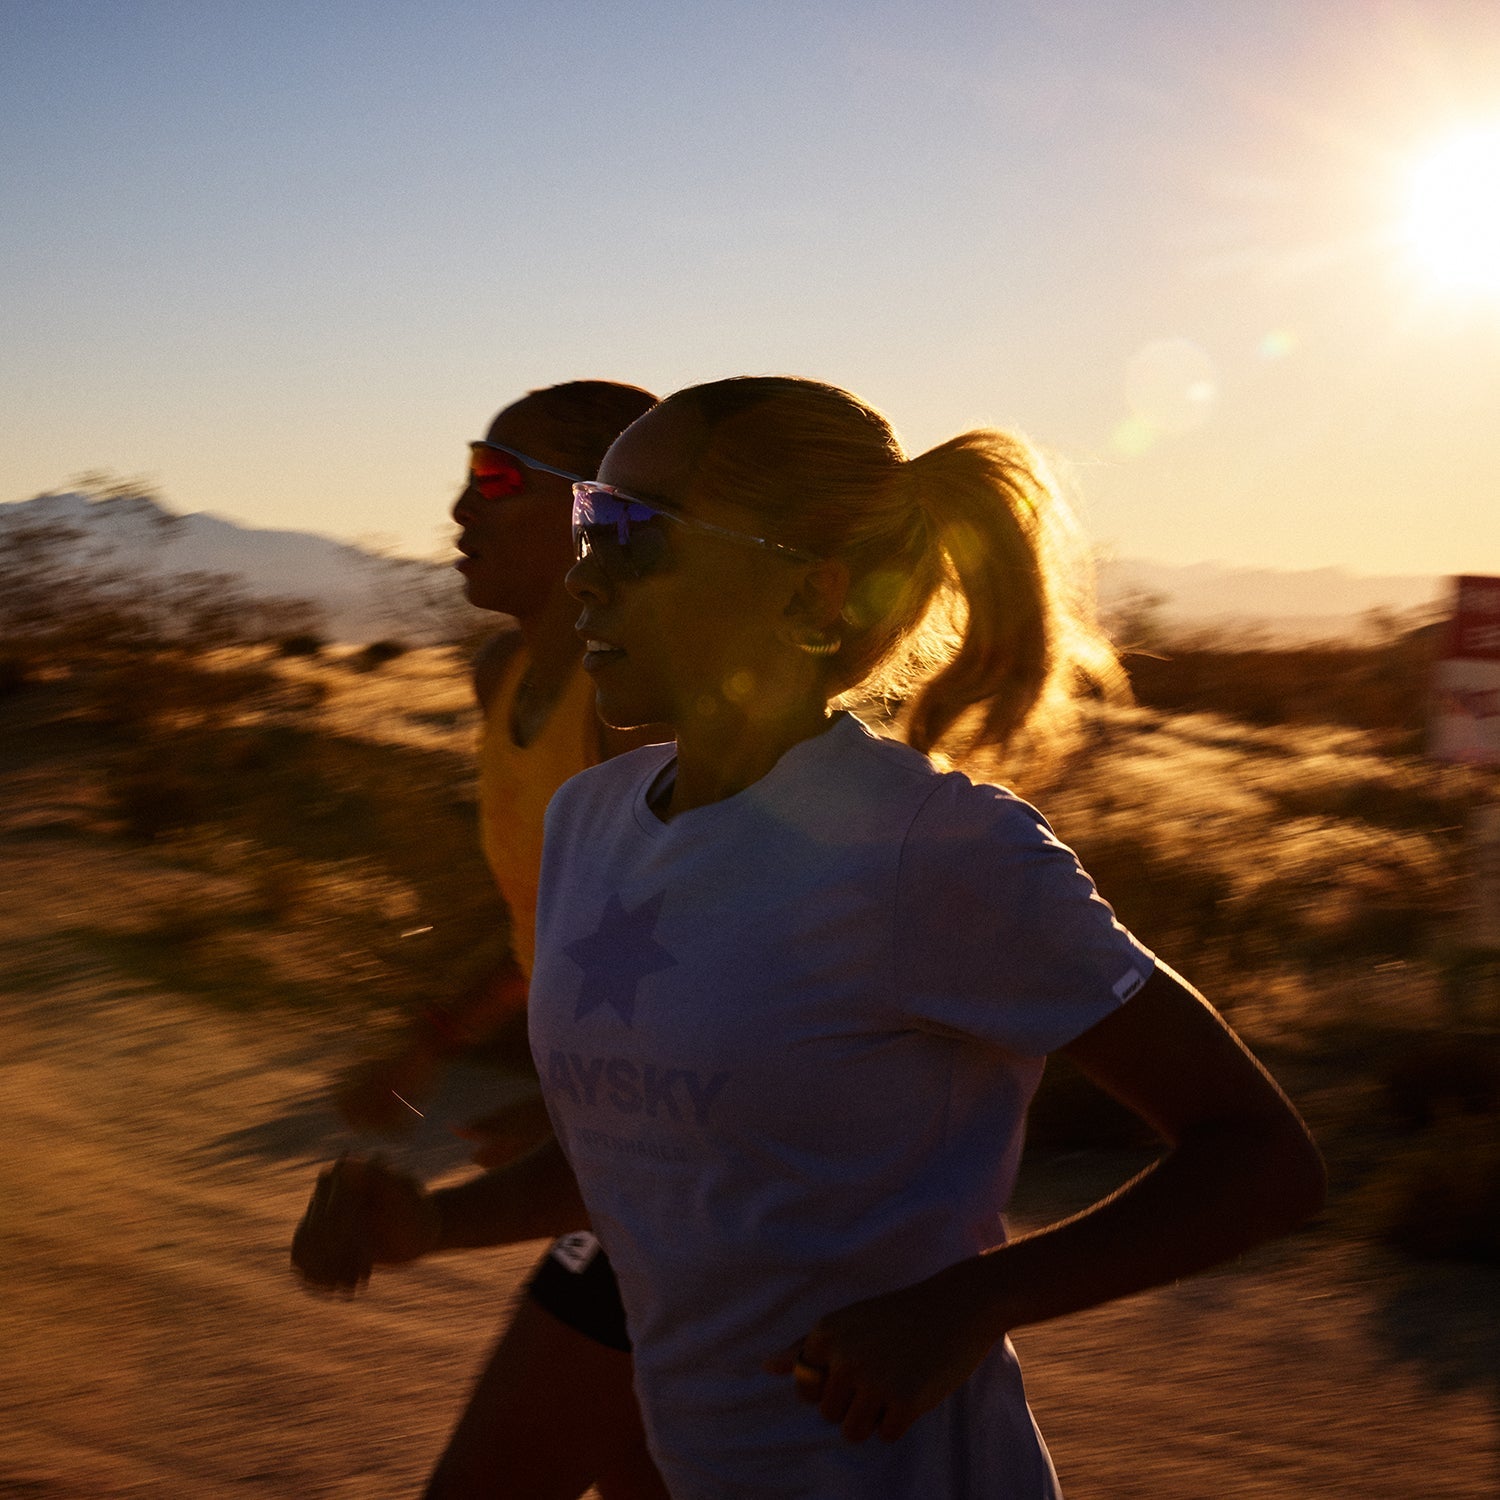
[
  {"xmin": 302, "ymin": 380, "xmax": 669, "ymax": 1500},
  {"xmin": 300, "ymin": 376, "xmax": 1325, "ymax": 1498}
]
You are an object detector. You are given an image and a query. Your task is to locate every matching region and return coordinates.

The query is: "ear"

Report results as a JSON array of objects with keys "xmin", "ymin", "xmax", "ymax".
[{"xmin": 782, "ymin": 558, "xmax": 850, "ymax": 634}]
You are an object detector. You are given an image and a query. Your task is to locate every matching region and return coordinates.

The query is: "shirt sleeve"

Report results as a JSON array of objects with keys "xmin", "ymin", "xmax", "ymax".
[{"xmin": 893, "ymin": 774, "xmax": 1154, "ymax": 1056}]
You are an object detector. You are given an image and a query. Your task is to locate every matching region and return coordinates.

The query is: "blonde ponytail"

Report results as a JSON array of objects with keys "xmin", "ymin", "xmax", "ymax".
[
  {"xmin": 891, "ymin": 432, "xmax": 1125, "ymax": 763},
  {"xmin": 661, "ymin": 377, "xmax": 1124, "ymax": 771}
]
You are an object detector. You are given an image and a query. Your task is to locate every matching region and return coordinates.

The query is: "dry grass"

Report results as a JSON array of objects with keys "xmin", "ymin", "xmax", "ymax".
[
  {"xmin": 1, "ymin": 635, "xmax": 505, "ymax": 1032},
  {"xmin": 5, "ymin": 596, "xmax": 1499, "ymax": 1262}
]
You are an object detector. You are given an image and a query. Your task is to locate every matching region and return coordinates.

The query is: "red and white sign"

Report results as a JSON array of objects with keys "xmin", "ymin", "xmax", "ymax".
[{"xmin": 1431, "ymin": 575, "xmax": 1500, "ymax": 765}]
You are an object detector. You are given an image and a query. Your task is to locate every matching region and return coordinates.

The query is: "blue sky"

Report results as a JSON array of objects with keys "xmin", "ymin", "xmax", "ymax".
[{"xmin": 3, "ymin": 0, "xmax": 1499, "ymax": 574}]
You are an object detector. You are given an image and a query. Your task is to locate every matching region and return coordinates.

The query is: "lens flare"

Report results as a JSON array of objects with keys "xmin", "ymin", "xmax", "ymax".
[
  {"xmin": 1113, "ymin": 338, "xmax": 1218, "ymax": 456},
  {"xmin": 1257, "ymin": 329, "xmax": 1299, "ymax": 361},
  {"xmin": 723, "ymin": 671, "xmax": 756, "ymax": 704}
]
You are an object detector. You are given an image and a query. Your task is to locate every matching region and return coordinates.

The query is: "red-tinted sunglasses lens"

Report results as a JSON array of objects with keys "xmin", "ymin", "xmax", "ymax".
[{"xmin": 467, "ymin": 448, "xmax": 526, "ymax": 499}]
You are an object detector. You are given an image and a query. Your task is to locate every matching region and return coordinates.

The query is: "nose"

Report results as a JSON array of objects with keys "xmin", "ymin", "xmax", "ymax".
[
  {"xmin": 451, "ymin": 484, "xmax": 479, "ymax": 527},
  {"xmin": 566, "ymin": 547, "xmax": 609, "ymax": 603}
]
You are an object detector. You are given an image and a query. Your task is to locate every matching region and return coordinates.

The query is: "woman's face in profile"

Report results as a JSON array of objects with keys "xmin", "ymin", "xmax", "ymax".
[
  {"xmin": 566, "ymin": 404, "xmax": 800, "ymax": 733},
  {"xmin": 452, "ymin": 404, "xmax": 576, "ymax": 618}
]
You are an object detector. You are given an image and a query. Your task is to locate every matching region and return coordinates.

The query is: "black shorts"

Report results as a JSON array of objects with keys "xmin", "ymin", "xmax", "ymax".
[{"xmin": 524, "ymin": 1232, "xmax": 632, "ymax": 1353}]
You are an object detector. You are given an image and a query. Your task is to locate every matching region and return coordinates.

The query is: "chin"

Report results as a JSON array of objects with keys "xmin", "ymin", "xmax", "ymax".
[
  {"xmin": 596, "ymin": 705, "xmax": 648, "ymax": 732},
  {"xmin": 463, "ymin": 579, "xmax": 515, "ymax": 614},
  {"xmin": 594, "ymin": 691, "xmax": 666, "ymax": 733}
]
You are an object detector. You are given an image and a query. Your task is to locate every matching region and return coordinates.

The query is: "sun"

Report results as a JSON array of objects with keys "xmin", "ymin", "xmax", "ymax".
[{"xmin": 1403, "ymin": 123, "xmax": 1500, "ymax": 297}]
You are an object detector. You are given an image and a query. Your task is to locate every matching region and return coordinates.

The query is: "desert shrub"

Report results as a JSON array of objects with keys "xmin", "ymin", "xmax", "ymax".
[
  {"xmin": 362, "ymin": 548, "xmax": 477, "ymax": 646},
  {"xmin": 89, "ymin": 651, "xmax": 334, "ymax": 837},
  {"xmin": 0, "ymin": 652, "xmax": 28, "ymax": 696},
  {"xmin": 134, "ymin": 570, "xmax": 256, "ymax": 649},
  {"xmin": 278, "ymin": 632, "xmax": 325, "ymax": 658},
  {"xmin": 353, "ymin": 639, "xmax": 409, "ymax": 671},
  {"xmin": 1255, "ymin": 751, "xmax": 1484, "ymax": 833},
  {"xmin": 1365, "ymin": 1119, "xmax": 1500, "ymax": 1264},
  {"xmin": 81, "ymin": 648, "xmax": 313, "ymax": 743},
  {"xmin": 239, "ymin": 847, "xmax": 313, "ymax": 921},
  {"xmin": 242, "ymin": 595, "xmax": 327, "ymax": 647},
  {"xmin": 1053, "ymin": 817, "xmax": 1236, "ymax": 959},
  {"xmin": 1222, "ymin": 819, "xmax": 1457, "ymax": 967},
  {"xmin": 86, "ymin": 708, "xmax": 506, "ymax": 1013},
  {"xmin": 1031, "ymin": 703, "xmax": 1496, "ymax": 1003},
  {"xmin": 1437, "ymin": 949, "xmax": 1500, "ymax": 1028},
  {"xmin": 153, "ymin": 719, "xmax": 502, "ymax": 994},
  {"xmin": 2, "ymin": 493, "xmax": 328, "ymax": 669},
  {"xmin": 0, "ymin": 517, "xmax": 128, "ymax": 650},
  {"xmin": 108, "ymin": 754, "xmax": 215, "ymax": 840},
  {"xmin": 103, "ymin": 720, "xmax": 288, "ymax": 838},
  {"xmin": 1123, "ymin": 627, "xmax": 1439, "ymax": 738},
  {"xmin": 1381, "ymin": 1035, "xmax": 1500, "ymax": 1129},
  {"xmin": 0, "ymin": 604, "xmax": 497, "ymax": 1018}
]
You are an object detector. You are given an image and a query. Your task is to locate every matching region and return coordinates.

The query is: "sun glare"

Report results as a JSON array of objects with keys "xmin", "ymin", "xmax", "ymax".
[{"xmin": 1403, "ymin": 123, "xmax": 1500, "ymax": 297}]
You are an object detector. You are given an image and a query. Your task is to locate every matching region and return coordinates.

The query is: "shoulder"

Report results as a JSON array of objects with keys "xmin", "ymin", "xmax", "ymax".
[
  {"xmin": 766, "ymin": 716, "xmax": 957, "ymax": 859},
  {"xmin": 893, "ymin": 761, "xmax": 1155, "ymax": 1048},
  {"xmin": 471, "ymin": 627, "xmax": 523, "ymax": 714},
  {"xmin": 896, "ymin": 763, "xmax": 1097, "ymax": 926},
  {"xmin": 906, "ymin": 768, "xmax": 1058, "ymax": 856},
  {"xmin": 806, "ymin": 714, "xmax": 945, "ymax": 806},
  {"xmin": 547, "ymin": 739, "xmax": 674, "ymax": 825}
]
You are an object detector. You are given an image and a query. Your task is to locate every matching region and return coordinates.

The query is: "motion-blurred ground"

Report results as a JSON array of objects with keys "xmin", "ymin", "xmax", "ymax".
[{"xmin": 1, "ymin": 632, "xmax": 1496, "ymax": 1497}]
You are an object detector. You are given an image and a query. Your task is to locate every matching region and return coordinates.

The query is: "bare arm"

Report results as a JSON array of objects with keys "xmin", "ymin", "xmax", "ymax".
[
  {"xmin": 333, "ymin": 965, "xmax": 532, "ymax": 1131},
  {"xmin": 429, "ymin": 1134, "xmax": 590, "ymax": 1250},
  {"xmin": 971, "ymin": 962, "xmax": 1324, "ymax": 1328},
  {"xmin": 334, "ymin": 630, "xmax": 531, "ymax": 1132},
  {"xmin": 291, "ymin": 1135, "xmax": 590, "ymax": 1293},
  {"xmin": 774, "ymin": 964, "xmax": 1326, "ymax": 1441}
]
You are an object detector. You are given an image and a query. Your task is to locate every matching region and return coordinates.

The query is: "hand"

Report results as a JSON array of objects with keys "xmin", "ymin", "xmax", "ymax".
[
  {"xmin": 332, "ymin": 1045, "xmax": 443, "ymax": 1134},
  {"xmin": 453, "ymin": 1091, "xmax": 554, "ymax": 1169},
  {"xmin": 764, "ymin": 1265, "xmax": 998, "ymax": 1444},
  {"xmin": 290, "ymin": 1156, "xmax": 440, "ymax": 1293}
]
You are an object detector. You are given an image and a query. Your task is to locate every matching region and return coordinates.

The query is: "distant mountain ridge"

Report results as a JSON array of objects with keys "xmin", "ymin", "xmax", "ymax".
[
  {"xmin": 1096, "ymin": 557, "xmax": 1445, "ymax": 642},
  {"xmin": 2, "ymin": 487, "xmax": 1447, "ymax": 644},
  {"xmin": 0, "ymin": 489, "xmax": 455, "ymax": 643}
]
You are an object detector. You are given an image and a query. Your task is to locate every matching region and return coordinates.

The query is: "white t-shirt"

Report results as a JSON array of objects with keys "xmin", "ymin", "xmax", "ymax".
[{"xmin": 531, "ymin": 714, "xmax": 1154, "ymax": 1499}]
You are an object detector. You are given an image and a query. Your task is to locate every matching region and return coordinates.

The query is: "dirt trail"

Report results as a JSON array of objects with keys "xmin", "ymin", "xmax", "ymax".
[
  {"xmin": 2, "ymin": 828, "xmax": 1496, "ymax": 1497},
  {"xmin": 1, "ymin": 831, "xmax": 538, "ymax": 1497}
]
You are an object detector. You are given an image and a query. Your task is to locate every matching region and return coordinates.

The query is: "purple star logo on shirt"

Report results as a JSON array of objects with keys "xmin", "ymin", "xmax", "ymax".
[{"xmin": 565, "ymin": 890, "xmax": 677, "ymax": 1026}]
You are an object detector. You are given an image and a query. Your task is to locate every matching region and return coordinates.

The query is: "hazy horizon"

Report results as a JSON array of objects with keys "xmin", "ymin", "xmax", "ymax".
[
  {"xmin": 2, "ymin": 481, "xmax": 1455, "ymax": 584},
  {"xmin": 3, "ymin": 485, "xmax": 1450, "ymax": 649}
]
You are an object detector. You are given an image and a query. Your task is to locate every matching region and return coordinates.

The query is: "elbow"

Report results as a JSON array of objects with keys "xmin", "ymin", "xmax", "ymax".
[
  {"xmin": 1179, "ymin": 1108, "xmax": 1328, "ymax": 1243},
  {"xmin": 1242, "ymin": 1111, "xmax": 1328, "ymax": 1238},
  {"xmin": 1284, "ymin": 1123, "xmax": 1328, "ymax": 1228}
]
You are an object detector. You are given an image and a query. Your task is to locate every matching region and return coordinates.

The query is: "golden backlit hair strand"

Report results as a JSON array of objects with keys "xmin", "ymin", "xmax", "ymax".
[{"xmin": 665, "ymin": 376, "xmax": 1125, "ymax": 768}]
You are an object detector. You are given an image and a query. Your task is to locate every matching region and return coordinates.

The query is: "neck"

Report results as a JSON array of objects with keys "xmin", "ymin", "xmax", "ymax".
[
  {"xmin": 515, "ymin": 586, "xmax": 584, "ymax": 690},
  {"xmin": 663, "ymin": 684, "xmax": 835, "ymax": 819}
]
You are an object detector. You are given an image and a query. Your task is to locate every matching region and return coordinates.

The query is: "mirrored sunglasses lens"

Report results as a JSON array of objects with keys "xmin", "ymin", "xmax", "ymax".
[
  {"xmin": 572, "ymin": 491, "xmax": 670, "ymax": 578},
  {"xmin": 469, "ymin": 449, "xmax": 525, "ymax": 498}
]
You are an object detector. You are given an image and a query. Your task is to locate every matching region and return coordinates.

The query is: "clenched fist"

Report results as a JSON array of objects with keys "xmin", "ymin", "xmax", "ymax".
[{"xmin": 291, "ymin": 1156, "xmax": 441, "ymax": 1293}]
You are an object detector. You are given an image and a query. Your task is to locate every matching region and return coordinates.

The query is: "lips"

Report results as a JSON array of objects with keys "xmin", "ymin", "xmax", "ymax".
[
  {"xmin": 578, "ymin": 624, "xmax": 626, "ymax": 672},
  {"xmin": 453, "ymin": 533, "xmax": 482, "ymax": 573}
]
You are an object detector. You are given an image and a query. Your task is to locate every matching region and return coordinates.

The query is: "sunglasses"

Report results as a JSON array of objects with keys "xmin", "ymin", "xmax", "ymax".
[
  {"xmin": 467, "ymin": 440, "xmax": 585, "ymax": 501},
  {"xmin": 571, "ymin": 481, "xmax": 820, "ymax": 579}
]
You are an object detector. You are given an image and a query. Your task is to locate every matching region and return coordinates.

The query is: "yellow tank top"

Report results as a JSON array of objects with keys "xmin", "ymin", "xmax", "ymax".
[{"xmin": 478, "ymin": 646, "xmax": 601, "ymax": 979}]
